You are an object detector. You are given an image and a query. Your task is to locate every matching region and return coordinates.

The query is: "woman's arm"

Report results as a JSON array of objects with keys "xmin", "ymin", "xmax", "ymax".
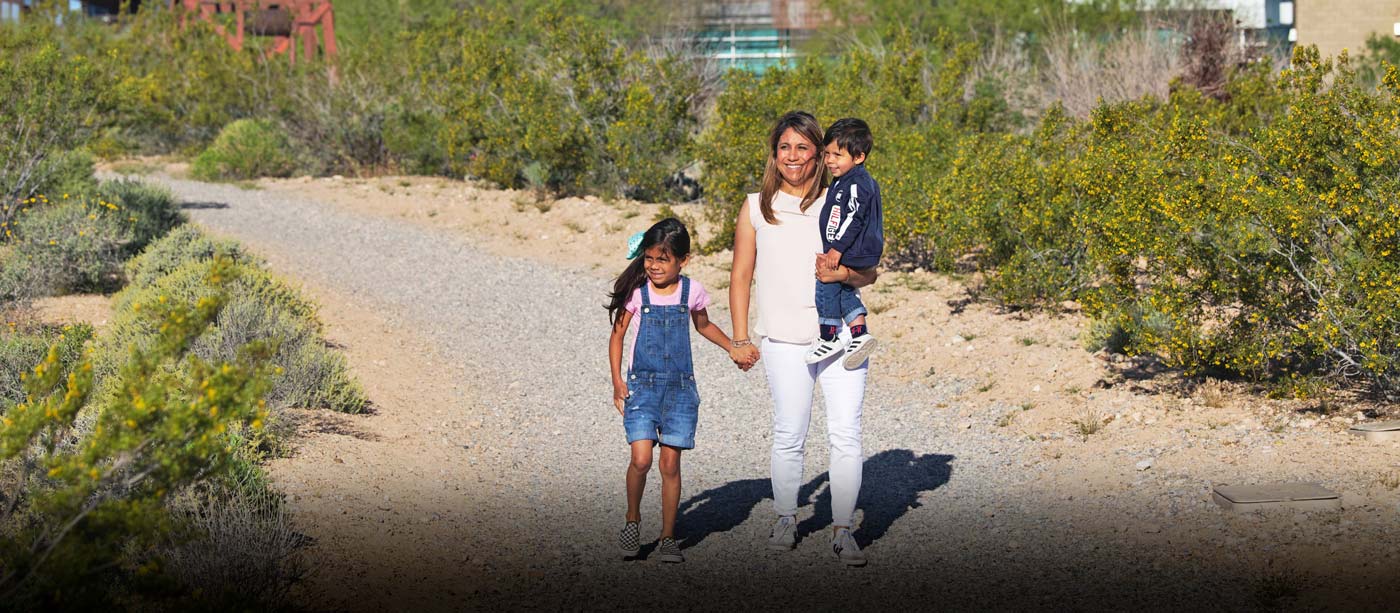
[
  {"xmin": 815, "ymin": 256, "xmax": 879, "ymax": 288},
  {"xmin": 730, "ymin": 200, "xmax": 760, "ymax": 368},
  {"xmin": 608, "ymin": 311, "xmax": 633, "ymax": 415}
]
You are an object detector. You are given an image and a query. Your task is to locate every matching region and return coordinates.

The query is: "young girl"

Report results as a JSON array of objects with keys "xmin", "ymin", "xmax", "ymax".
[{"xmin": 606, "ymin": 218, "xmax": 743, "ymax": 563}]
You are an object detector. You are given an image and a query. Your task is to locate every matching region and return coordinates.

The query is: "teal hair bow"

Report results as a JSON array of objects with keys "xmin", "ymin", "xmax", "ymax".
[{"xmin": 626, "ymin": 231, "xmax": 645, "ymax": 260}]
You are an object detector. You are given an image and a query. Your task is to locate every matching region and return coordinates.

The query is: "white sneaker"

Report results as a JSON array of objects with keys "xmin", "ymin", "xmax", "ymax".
[
  {"xmin": 831, "ymin": 528, "xmax": 866, "ymax": 566},
  {"xmin": 767, "ymin": 515, "xmax": 796, "ymax": 551},
  {"xmin": 805, "ymin": 337, "xmax": 846, "ymax": 364},
  {"xmin": 842, "ymin": 333, "xmax": 877, "ymax": 370}
]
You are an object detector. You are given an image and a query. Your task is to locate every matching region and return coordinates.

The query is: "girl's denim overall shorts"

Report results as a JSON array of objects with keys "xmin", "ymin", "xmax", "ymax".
[{"xmin": 623, "ymin": 276, "xmax": 700, "ymax": 449}]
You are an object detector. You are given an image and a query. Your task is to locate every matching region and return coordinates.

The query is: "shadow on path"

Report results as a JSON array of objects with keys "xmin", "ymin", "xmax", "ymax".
[{"xmin": 676, "ymin": 450, "xmax": 953, "ymax": 550}]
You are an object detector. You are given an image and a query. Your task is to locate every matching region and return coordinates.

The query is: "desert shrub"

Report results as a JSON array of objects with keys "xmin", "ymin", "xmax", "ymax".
[
  {"xmin": 0, "ymin": 25, "xmax": 111, "ymax": 232},
  {"xmin": 124, "ymin": 224, "xmax": 254, "ymax": 290},
  {"xmin": 0, "ymin": 196, "xmax": 130, "ymax": 300},
  {"xmin": 103, "ymin": 259, "xmax": 316, "ymax": 377},
  {"xmin": 105, "ymin": 229, "xmax": 364, "ymax": 414},
  {"xmin": 159, "ymin": 468, "xmax": 304, "ymax": 610},
  {"xmin": 912, "ymin": 47, "xmax": 1397, "ymax": 395},
  {"xmin": 0, "ymin": 323, "xmax": 93, "ymax": 408},
  {"xmin": 91, "ymin": 178, "xmax": 185, "ymax": 254},
  {"xmin": 415, "ymin": 4, "xmax": 704, "ymax": 199},
  {"xmin": 191, "ymin": 119, "xmax": 299, "ymax": 181},
  {"xmin": 0, "ymin": 258, "xmax": 277, "ymax": 608},
  {"xmin": 277, "ymin": 68, "xmax": 396, "ymax": 176},
  {"xmin": 28, "ymin": 149, "xmax": 98, "ymax": 202},
  {"xmin": 96, "ymin": 11, "xmax": 289, "ymax": 154},
  {"xmin": 0, "ymin": 178, "xmax": 189, "ymax": 303},
  {"xmin": 191, "ymin": 295, "xmax": 365, "ymax": 414}
]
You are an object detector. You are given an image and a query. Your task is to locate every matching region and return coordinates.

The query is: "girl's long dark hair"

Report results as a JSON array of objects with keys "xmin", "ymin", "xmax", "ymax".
[{"xmin": 606, "ymin": 218, "xmax": 691, "ymax": 325}]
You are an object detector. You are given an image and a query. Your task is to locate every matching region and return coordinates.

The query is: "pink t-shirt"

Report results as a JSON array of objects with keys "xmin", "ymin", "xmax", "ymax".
[{"xmin": 624, "ymin": 277, "xmax": 710, "ymax": 369}]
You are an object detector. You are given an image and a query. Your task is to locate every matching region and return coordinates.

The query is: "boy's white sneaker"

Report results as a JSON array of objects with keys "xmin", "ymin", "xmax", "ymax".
[
  {"xmin": 831, "ymin": 528, "xmax": 867, "ymax": 566},
  {"xmin": 842, "ymin": 333, "xmax": 877, "ymax": 370},
  {"xmin": 805, "ymin": 337, "xmax": 846, "ymax": 364},
  {"xmin": 767, "ymin": 515, "xmax": 797, "ymax": 551}
]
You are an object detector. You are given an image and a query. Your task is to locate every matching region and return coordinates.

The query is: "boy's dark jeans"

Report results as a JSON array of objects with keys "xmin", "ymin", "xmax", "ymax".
[{"xmin": 816, "ymin": 280, "xmax": 869, "ymax": 329}]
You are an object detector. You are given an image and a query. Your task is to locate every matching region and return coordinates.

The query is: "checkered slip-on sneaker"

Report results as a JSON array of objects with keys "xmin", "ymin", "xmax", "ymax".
[
  {"xmin": 657, "ymin": 536, "xmax": 684, "ymax": 563},
  {"xmin": 619, "ymin": 521, "xmax": 641, "ymax": 557}
]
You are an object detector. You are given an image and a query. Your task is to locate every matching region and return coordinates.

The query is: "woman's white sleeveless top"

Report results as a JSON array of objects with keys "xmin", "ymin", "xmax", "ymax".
[{"xmin": 748, "ymin": 190, "xmax": 824, "ymax": 344}]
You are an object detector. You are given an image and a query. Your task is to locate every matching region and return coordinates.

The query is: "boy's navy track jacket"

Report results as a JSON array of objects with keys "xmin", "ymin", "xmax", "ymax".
[{"xmin": 820, "ymin": 164, "xmax": 884, "ymax": 269}]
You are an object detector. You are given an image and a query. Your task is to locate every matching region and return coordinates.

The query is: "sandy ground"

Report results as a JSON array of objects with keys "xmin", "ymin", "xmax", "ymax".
[{"xmin": 37, "ymin": 162, "xmax": 1400, "ymax": 608}]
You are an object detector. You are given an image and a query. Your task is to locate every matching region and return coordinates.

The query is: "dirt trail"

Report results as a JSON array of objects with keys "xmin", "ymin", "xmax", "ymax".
[{"xmin": 80, "ymin": 171, "xmax": 1400, "ymax": 610}]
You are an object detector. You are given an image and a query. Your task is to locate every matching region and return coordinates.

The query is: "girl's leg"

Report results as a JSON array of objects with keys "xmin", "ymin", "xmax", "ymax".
[
  {"xmin": 626, "ymin": 440, "xmax": 654, "ymax": 522},
  {"xmin": 657, "ymin": 444, "xmax": 683, "ymax": 538},
  {"xmin": 763, "ymin": 338, "xmax": 818, "ymax": 518},
  {"xmin": 816, "ymin": 335, "xmax": 868, "ymax": 531}
]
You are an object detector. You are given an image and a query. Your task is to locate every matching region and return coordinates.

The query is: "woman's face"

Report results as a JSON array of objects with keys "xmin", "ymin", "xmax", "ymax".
[{"xmin": 774, "ymin": 128, "xmax": 819, "ymax": 189}]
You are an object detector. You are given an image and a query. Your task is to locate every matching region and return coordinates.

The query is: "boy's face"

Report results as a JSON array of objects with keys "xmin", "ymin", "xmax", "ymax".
[{"xmin": 824, "ymin": 142, "xmax": 865, "ymax": 178}]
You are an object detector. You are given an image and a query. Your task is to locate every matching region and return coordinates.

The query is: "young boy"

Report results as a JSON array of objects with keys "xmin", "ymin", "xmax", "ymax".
[{"xmin": 807, "ymin": 117, "xmax": 884, "ymax": 369}]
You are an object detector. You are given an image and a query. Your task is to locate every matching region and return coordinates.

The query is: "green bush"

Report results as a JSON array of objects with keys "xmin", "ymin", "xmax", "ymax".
[
  {"xmin": 415, "ymin": 4, "xmax": 704, "ymax": 199},
  {"xmin": 0, "ymin": 27, "xmax": 111, "ymax": 230},
  {"xmin": 0, "ymin": 178, "xmax": 189, "ymax": 303},
  {"xmin": 124, "ymin": 224, "xmax": 254, "ymax": 290},
  {"xmin": 192, "ymin": 295, "xmax": 365, "ymax": 414},
  {"xmin": 0, "ymin": 258, "xmax": 277, "ymax": 608},
  {"xmin": 191, "ymin": 119, "xmax": 298, "ymax": 182},
  {"xmin": 30, "ymin": 149, "xmax": 98, "ymax": 201},
  {"xmin": 92, "ymin": 178, "xmax": 185, "ymax": 254},
  {"xmin": 0, "ymin": 197, "xmax": 130, "ymax": 300},
  {"xmin": 0, "ymin": 323, "xmax": 93, "ymax": 408},
  {"xmin": 95, "ymin": 11, "xmax": 286, "ymax": 154},
  {"xmin": 105, "ymin": 228, "xmax": 363, "ymax": 414}
]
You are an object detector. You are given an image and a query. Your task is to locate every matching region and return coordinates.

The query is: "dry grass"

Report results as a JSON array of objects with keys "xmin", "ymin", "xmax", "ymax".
[
  {"xmin": 1072, "ymin": 408, "xmax": 1107, "ymax": 439},
  {"xmin": 162, "ymin": 474, "xmax": 307, "ymax": 609},
  {"xmin": 1038, "ymin": 24, "xmax": 1182, "ymax": 119},
  {"xmin": 1195, "ymin": 378, "xmax": 1230, "ymax": 409}
]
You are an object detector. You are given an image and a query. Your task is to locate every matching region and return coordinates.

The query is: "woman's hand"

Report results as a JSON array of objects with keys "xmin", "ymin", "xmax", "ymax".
[
  {"xmin": 815, "ymin": 254, "xmax": 849, "ymax": 283},
  {"xmin": 815, "ymin": 255, "xmax": 878, "ymax": 287},
  {"xmin": 729, "ymin": 343, "xmax": 760, "ymax": 371},
  {"xmin": 612, "ymin": 380, "xmax": 629, "ymax": 416}
]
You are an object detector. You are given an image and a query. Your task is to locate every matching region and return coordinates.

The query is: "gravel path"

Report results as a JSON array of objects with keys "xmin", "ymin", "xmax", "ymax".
[{"xmin": 160, "ymin": 178, "xmax": 1273, "ymax": 610}]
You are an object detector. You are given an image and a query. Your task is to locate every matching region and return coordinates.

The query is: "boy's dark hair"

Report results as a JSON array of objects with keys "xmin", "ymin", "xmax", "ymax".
[{"xmin": 823, "ymin": 118, "xmax": 873, "ymax": 160}]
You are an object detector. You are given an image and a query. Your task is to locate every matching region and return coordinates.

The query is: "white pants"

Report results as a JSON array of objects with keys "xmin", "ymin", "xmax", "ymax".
[{"xmin": 763, "ymin": 333, "xmax": 867, "ymax": 527}]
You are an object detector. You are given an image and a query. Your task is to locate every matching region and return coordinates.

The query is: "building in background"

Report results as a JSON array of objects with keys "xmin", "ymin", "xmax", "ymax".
[
  {"xmin": 0, "ymin": 0, "xmax": 23, "ymax": 22},
  {"xmin": 688, "ymin": 0, "xmax": 831, "ymax": 72},
  {"xmin": 1203, "ymin": 0, "xmax": 1294, "ymax": 54},
  {"xmin": 0, "ymin": 0, "xmax": 142, "ymax": 23},
  {"xmin": 1295, "ymin": 0, "xmax": 1400, "ymax": 59}
]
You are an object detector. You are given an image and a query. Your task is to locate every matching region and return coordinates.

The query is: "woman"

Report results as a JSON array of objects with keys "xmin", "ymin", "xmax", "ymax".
[{"xmin": 729, "ymin": 111, "xmax": 877, "ymax": 567}]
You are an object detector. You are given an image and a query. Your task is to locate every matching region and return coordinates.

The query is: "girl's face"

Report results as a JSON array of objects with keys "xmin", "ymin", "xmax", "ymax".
[
  {"xmin": 643, "ymin": 244, "xmax": 687, "ymax": 288},
  {"xmin": 775, "ymin": 127, "xmax": 819, "ymax": 189}
]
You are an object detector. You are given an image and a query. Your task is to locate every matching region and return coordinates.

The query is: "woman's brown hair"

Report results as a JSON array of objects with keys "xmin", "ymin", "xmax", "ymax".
[{"xmin": 758, "ymin": 111, "xmax": 827, "ymax": 225}]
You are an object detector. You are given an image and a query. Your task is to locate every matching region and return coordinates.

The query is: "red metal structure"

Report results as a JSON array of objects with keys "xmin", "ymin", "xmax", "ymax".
[{"xmin": 169, "ymin": 0, "xmax": 337, "ymax": 65}]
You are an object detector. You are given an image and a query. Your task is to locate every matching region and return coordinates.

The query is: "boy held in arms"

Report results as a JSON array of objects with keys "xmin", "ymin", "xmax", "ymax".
[{"xmin": 807, "ymin": 117, "xmax": 884, "ymax": 369}]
